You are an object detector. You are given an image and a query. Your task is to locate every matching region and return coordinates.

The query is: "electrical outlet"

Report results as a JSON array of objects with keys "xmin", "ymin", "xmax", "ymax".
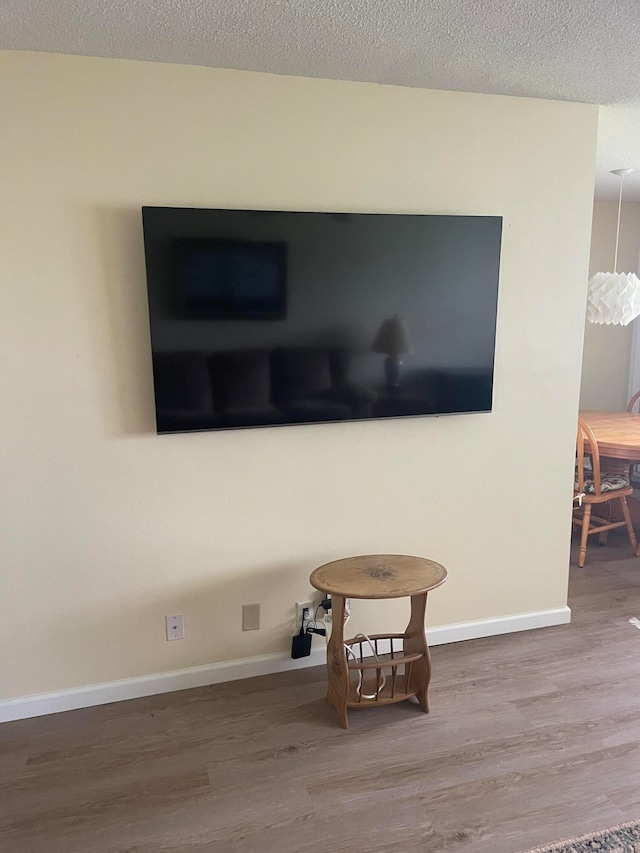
[
  {"xmin": 296, "ymin": 600, "xmax": 314, "ymax": 633},
  {"xmin": 166, "ymin": 614, "xmax": 184, "ymax": 641},
  {"xmin": 242, "ymin": 603, "xmax": 260, "ymax": 631}
]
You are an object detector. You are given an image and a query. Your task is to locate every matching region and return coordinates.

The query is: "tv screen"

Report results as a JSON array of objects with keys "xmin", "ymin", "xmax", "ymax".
[{"xmin": 142, "ymin": 207, "xmax": 502, "ymax": 434}]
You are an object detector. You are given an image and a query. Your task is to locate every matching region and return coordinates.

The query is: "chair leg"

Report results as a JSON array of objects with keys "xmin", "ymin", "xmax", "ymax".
[
  {"xmin": 578, "ymin": 505, "xmax": 591, "ymax": 568},
  {"xmin": 619, "ymin": 496, "xmax": 638, "ymax": 556}
]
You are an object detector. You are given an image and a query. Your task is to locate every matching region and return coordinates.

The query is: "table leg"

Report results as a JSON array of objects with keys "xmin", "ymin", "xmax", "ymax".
[
  {"xmin": 403, "ymin": 592, "xmax": 431, "ymax": 713},
  {"xmin": 598, "ymin": 500, "xmax": 611, "ymax": 545},
  {"xmin": 325, "ymin": 594, "xmax": 349, "ymax": 728}
]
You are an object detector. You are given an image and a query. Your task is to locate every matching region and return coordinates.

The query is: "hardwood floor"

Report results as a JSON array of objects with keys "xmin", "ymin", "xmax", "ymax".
[{"xmin": 3, "ymin": 535, "xmax": 640, "ymax": 853}]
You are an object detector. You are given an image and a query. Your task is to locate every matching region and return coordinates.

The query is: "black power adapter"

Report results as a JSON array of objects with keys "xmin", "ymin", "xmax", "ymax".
[
  {"xmin": 290, "ymin": 601, "xmax": 330, "ymax": 659},
  {"xmin": 291, "ymin": 628, "xmax": 312, "ymax": 659},
  {"xmin": 291, "ymin": 607, "xmax": 312, "ymax": 659}
]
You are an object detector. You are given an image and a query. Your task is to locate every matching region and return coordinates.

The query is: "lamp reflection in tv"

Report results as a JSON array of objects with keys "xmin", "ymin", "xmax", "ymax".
[{"xmin": 372, "ymin": 316, "xmax": 413, "ymax": 388}]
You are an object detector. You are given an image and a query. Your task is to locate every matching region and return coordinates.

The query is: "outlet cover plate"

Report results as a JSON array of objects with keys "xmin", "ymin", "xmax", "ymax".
[
  {"xmin": 166, "ymin": 614, "xmax": 184, "ymax": 641},
  {"xmin": 242, "ymin": 603, "xmax": 260, "ymax": 631}
]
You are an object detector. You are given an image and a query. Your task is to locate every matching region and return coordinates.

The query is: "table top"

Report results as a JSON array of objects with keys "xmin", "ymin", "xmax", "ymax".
[
  {"xmin": 310, "ymin": 554, "xmax": 448, "ymax": 599},
  {"xmin": 579, "ymin": 410, "xmax": 640, "ymax": 461}
]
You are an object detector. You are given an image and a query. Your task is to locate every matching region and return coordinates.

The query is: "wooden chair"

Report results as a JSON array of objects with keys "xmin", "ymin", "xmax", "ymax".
[
  {"xmin": 627, "ymin": 392, "xmax": 640, "ymax": 487},
  {"xmin": 573, "ymin": 418, "xmax": 638, "ymax": 567}
]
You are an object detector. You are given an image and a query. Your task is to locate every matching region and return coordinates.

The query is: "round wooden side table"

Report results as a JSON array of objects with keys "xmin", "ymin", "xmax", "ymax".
[{"xmin": 310, "ymin": 554, "xmax": 447, "ymax": 728}]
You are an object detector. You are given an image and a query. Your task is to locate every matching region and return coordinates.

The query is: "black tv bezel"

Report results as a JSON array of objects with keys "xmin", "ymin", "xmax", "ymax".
[{"xmin": 141, "ymin": 206, "xmax": 502, "ymax": 434}]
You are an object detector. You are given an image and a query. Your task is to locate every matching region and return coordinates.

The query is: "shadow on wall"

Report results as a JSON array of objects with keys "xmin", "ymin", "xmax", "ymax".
[{"xmin": 87, "ymin": 205, "xmax": 157, "ymax": 439}]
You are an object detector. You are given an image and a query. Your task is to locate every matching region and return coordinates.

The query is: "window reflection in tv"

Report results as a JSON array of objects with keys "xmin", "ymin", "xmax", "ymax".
[
  {"xmin": 141, "ymin": 207, "xmax": 502, "ymax": 433},
  {"xmin": 173, "ymin": 238, "xmax": 287, "ymax": 320}
]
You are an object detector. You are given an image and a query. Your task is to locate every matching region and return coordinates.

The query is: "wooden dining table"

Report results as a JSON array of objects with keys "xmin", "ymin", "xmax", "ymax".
[
  {"xmin": 579, "ymin": 410, "xmax": 640, "ymax": 526},
  {"xmin": 579, "ymin": 410, "xmax": 640, "ymax": 464}
]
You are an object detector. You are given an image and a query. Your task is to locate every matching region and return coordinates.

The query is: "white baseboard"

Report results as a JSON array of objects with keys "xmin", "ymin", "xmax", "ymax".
[
  {"xmin": 0, "ymin": 606, "xmax": 570, "ymax": 723},
  {"xmin": 428, "ymin": 606, "xmax": 571, "ymax": 644}
]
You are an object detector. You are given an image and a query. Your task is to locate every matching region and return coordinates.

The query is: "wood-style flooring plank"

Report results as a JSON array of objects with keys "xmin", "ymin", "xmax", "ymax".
[{"xmin": 2, "ymin": 530, "xmax": 640, "ymax": 852}]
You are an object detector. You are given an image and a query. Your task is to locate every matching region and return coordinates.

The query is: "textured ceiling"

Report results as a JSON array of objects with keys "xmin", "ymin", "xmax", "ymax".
[{"xmin": 2, "ymin": 0, "xmax": 640, "ymax": 200}]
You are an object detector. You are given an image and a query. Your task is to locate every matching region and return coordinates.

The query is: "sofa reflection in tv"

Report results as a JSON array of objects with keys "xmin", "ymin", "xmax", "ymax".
[{"xmin": 152, "ymin": 347, "xmax": 377, "ymax": 432}]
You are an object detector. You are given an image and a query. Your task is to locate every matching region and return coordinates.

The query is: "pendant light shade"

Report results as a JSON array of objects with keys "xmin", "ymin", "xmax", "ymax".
[
  {"xmin": 586, "ymin": 169, "xmax": 640, "ymax": 326},
  {"xmin": 586, "ymin": 272, "xmax": 640, "ymax": 325}
]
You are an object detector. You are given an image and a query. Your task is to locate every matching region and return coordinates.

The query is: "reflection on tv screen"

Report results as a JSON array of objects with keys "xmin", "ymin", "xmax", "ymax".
[{"xmin": 173, "ymin": 238, "xmax": 287, "ymax": 320}]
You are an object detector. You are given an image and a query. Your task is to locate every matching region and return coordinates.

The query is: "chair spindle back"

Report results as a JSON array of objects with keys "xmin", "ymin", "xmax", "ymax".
[
  {"xmin": 628, "ymin": 390, "xmax": 640, "ymax": 413},
  {"xmin": 576, "ymin": 417, "xmax": 602, "ymax": 496}
]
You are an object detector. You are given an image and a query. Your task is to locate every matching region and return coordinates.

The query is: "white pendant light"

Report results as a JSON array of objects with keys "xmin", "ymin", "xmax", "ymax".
[{"xmin": 586, "ymin": 169, "xmax": 640, "ymax": 326}]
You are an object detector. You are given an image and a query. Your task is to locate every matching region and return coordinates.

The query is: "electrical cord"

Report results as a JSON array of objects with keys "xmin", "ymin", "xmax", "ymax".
[
  {"xmin": 344, "ymin": 633, "xmax": 386, "ymax": 699},
  {"xmin": 324, "ymin": 598, "xmax": 350, "ymax": 630},
  {"xmin": 313, "ymin": 601, "xmax": 383, "ymax": 698},
  {"xmin": 306, "ymin": 617, "xmax": 327, "ymax": 636},
  {"xmin": 304, "ymin": 605, "xmax": 328, "ymax": 636}
]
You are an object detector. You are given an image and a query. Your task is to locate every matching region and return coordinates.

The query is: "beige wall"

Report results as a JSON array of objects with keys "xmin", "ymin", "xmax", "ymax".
[
  {"xmin": 0, "ymin": 51, "xmax": 597, "ymax": 702},
  {"xmin": 580, "ymin": 201, "xmax": 640, "ymax": 411}
]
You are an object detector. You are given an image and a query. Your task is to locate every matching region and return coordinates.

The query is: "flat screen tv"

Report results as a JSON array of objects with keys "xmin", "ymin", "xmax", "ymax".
[{"xmin": 142, "ymin": 207, "xmax": 502, "ymax": 434}]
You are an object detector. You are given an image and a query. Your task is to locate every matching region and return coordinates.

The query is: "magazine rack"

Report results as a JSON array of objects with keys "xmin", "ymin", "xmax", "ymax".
[{"xmin": 310, "ymin": 554, "xmax": 447, "ymax": 728}]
